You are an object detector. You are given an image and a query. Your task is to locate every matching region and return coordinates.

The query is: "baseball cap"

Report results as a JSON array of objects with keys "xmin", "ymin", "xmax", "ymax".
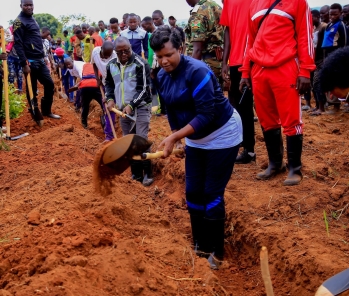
[
  {"xmin": 55, "ymin": 48, "xmax": 65, "ymax": 57},
  {"xmin": 168, "ymin": 16, "xmax": 176, "ymax": 20}
]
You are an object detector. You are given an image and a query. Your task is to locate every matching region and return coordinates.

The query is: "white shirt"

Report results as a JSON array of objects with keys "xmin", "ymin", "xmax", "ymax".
[
  {"xmin": 185, "ymin": 109, "xmax": 243, "ymax": 149},
  {"xmin": 91, "ymin": 47, "xmax": 117, "ymax": 84},
  {"xmin": 68, "ymin": 61, "xmax": 85, "ymax": 79}
]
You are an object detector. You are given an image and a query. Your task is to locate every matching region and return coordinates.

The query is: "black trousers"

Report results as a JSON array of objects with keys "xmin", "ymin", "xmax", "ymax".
[
  {"xmin": 26, "ymin": 59, "xmax": 55, "ymax": 115},
  {"xmin": 229, "ymin": 66, "xmax": 255, "ymax": 152},
  {"xmin": 80, "ymin": 87, "xmax": 103, "ymax": 125}
]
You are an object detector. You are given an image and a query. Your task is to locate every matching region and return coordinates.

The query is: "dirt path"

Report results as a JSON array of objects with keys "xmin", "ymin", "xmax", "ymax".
[{"xmin": 1, "ymin": 85, "xmax": 349, "ymax": 295}]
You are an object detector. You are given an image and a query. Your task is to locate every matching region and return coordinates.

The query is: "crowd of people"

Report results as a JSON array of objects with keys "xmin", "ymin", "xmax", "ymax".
[{"xmin": 1, "ymin": 0, "xmax": 349, "ymax": 286}]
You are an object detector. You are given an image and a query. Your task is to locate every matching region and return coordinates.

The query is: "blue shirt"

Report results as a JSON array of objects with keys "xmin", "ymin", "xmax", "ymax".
[
  {"xmin": 155, "ymin": 55, "xmax": 234, "ymax": 140},
  {"xmin": 322, "ymin": 20, "xmax": 348, "ymax": 49}
]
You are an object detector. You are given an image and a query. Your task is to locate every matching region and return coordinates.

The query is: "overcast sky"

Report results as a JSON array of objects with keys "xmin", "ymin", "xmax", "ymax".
[{"xmin": 1, "ymin": 0, "xmax": 347, "ymax": 27}]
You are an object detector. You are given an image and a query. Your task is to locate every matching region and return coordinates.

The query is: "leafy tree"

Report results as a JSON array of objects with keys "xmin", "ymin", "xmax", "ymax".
[
  {"xmin": 58, "ymin": 14, "xmax": 91, "ymax": 29},
  {"xmin": 34, "ymin": 13, "xmax": 60, "ymax": 36}
]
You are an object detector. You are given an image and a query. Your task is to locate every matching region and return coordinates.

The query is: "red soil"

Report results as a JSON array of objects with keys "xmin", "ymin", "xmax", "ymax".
[{"xmin": 1, "ymin": 83, "xmax": 349, "ymax": 295}]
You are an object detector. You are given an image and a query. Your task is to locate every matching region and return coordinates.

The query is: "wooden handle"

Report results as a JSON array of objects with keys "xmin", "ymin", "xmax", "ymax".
[
  {"xmin": 315, "ymin": 285, "xmax": 334, "ymax": 296},
  {"xmin": 260, "ymin": 247, "xmax": 274, "ymax": 296},
  {"xmin": 133, "ymin": 149, "xmax": 183, "ymax": 160},
  {"xmin": 100, "ymin": 86, "xmax": 117, "ymax": 139},
  {"xmin": 1, "ymin": 28, "xmax": 10, "ymax": 138},
  {"xmin": 111, "ymin": 107, "xmax": 126, "ymax": 118},
  {"xmin": 26, "ymin": 73, "xmax": 34, "ymax": 99}
]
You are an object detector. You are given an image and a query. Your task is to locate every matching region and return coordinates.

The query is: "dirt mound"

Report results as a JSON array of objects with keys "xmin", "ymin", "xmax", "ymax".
[{"xmin": 0, "ymin": 122, "xmax": 219, "ymax": 295}]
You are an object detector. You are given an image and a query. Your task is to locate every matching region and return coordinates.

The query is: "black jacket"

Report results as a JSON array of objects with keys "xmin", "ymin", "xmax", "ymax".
[{"xmin": 13, "ymin": 12, "xmax": 44, "ymax": 67}]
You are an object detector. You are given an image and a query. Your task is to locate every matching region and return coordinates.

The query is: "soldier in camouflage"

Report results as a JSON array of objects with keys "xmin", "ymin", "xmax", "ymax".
[{"xmin": 185, "ymin": 0, "xmax": 224, "ymax": 83}]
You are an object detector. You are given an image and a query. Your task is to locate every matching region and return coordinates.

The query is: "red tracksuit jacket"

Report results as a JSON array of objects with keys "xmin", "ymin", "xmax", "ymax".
[{"xmin": 240, "ymin": 0, "xmax": 316, "ymax": 79}]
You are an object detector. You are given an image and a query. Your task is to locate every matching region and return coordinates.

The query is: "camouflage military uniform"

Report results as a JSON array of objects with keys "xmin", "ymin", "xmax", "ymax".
[{"xmin": 185, "ymin": 0, "xmax": 224, "ymax": 81}]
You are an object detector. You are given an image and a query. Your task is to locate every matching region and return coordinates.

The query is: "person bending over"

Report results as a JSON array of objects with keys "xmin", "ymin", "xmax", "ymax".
[{"xmin": 151, "ymin": 27, "xmax": 242, "ymax": 269}]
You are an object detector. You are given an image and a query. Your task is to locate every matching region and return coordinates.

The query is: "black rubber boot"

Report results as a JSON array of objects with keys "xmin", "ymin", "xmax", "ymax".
[
  {"xmin": 235, "ymin": 149, "xmax": 256, "ymax": 164},
  {"xmin": 190, "ymin": 214, "xmax": 205, "ymax": 255},
  {"xmin": 204, "ymin": 218, "xmax": 225, "ymax": 270},
  {"xmin": 284, "ymin": 135, "xmax": 303, "ymax": 186},
  {"xmin": 256, "ymin": 128, "xmax": 286, "ymax": 180},
  {"xmin": 131, "ymin": 160, "xmax": 144, "ymax": 183},
  {"xmin": 142, "ymin": 160, "xmax": 154, "ymax": 187}
]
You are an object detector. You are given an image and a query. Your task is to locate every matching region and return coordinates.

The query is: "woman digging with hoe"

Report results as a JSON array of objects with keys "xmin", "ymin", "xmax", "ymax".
[{"xmin": 150, "ymin": 27, "xmax": 242, "ymax": 269}]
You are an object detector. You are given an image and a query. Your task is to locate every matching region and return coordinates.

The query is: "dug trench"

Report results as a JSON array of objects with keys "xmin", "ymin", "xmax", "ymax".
[{"xmin": 1, "ymin": 83, "xmax": 349, "ymax": 295}]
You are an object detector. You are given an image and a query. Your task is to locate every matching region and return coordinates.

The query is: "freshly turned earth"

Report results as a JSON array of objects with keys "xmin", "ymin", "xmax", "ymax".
[{"xmin": 1, "ymin": 81, "xmax": 349, "ymax": 295}]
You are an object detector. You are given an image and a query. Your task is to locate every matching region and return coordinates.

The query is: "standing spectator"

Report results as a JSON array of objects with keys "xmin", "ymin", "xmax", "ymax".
[
  {"xmin": 239, "ymin": 0, "xmax": 315, "ymax": 186},
  {"xmin": 322, "ymin": 4, "xmax": 348, "ymax": 58},
  {"xmin": 56, "ymin": 37, "xmax": 62, "ymax": 48},
  {"xmin": 185, "ymin": 0, "xmax": 224, "ymax": 83},
  {"xmin": 168, "ymin": 16, "xmax": 185, "ymax": 44},
  {"xmin": 141, "ymin": 17, "xmax": 160, "ymax": 110},
  {"xmin": 63, "ymin": 30, "xmax": 71, "ymax": 54},
  {"xmin": 310, "ymin": 9, "xmax": 329, "ymax": 116},
  {"xmin": 342, "ymin": 5, "xmax": 349, "ymax": 26},
  {"xmin": 120, "ymin": 13, "xmax": 129, "ymax": 31},
  {"xmin": 106, "ymin": 18, "xmax": 121, "ymax": 42},
  {"xmin": 71, "ymin": 25, "xmax": 82, "ymax": 61},
  {"xmin": 220, "ymin": 0, "xmax": 256, "ymax": 164},
  {"xmin": 152, "ymin": 10, "xmax": 165, "ymax": 28},
  {"xmin": 75, "ymin": 29, "xmax": 91, "ymax": 63},
  {"xmin": 13, "ymin": 0, "xmax": 60, "ymax": 119},
  {"xmin": 88, "ymin": 27, "xmax": 103, "ymax": 47},
  {"xmin": 5, "ymin": 25, "xmax": 23, "ymax": 92},
  {"xmin": 41, "ymin": 27, "xmax": 54, "ymax": 74},
  {"xmin": 98, "ymin": 21, "xmax": 107, "ymax": 40},
  {"xmin": 121, "ymin": 14, "xmax": 149, "ymax": 59},
  {"xmin": 320, "ymin": 5, "xmax": 330, "ymax": 23}
]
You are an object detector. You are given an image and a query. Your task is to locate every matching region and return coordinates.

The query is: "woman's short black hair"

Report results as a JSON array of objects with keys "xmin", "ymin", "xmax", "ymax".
[
  {"xmin": 150, "ymin": 26, "xmax": 182, "ymax": 52},
  {"xmin": 319, "ymin": 47, "xmax": 349, "ymax": 92}
]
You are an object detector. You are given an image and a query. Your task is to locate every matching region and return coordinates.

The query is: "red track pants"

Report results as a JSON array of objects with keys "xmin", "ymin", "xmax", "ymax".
[{"xmin": 251, "ymin": 59, "xmax": 303, "ymax": 136}]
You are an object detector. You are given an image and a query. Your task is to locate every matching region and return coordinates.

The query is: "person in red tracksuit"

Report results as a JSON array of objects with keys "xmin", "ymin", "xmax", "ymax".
[{"xmin": 240, "ymin": 0, "xmax": 316, "ymax": 186}]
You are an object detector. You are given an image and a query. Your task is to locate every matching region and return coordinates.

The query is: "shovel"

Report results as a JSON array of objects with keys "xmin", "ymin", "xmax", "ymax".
[
  {"xmin": 58, "ymin": 67, "xmax": 68, "ymax": 99},
  {"xmin": 93, "ymin": 134, "xmax": 183, "ymax": 194},
  {"xmin": 0, "ymin": 28, "xmax": 29, "ymax": 141},
  {"xmin": 26, "ymin": 73, "xmax": 44, "ymax": 127}
]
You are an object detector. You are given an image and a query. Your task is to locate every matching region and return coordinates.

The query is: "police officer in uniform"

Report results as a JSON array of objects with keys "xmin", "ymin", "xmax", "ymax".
[{"xmin": 185, "ymin": 0, "xmax": 224, "ymax": 83}]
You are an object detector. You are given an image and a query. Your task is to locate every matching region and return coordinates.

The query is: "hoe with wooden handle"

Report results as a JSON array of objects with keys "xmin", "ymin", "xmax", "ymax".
[{"xmin": 93, "ymin": 134, "xmax": 183, "ymax": 193}]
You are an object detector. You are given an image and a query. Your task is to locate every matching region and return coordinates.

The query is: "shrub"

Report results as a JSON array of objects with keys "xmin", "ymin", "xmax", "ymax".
[{"xmin": 1, "ymin": 84, "xmax": 26, "ymax": 119}]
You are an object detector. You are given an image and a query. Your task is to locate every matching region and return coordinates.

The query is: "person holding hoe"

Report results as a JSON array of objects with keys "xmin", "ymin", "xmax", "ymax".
[
  {"xmin": 151, "ymin": 27, "xmax": 242, "ymax": 269},
  {"xmin": 105, "ymin": 37, "xmax": 154, "ymax": 187}
]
